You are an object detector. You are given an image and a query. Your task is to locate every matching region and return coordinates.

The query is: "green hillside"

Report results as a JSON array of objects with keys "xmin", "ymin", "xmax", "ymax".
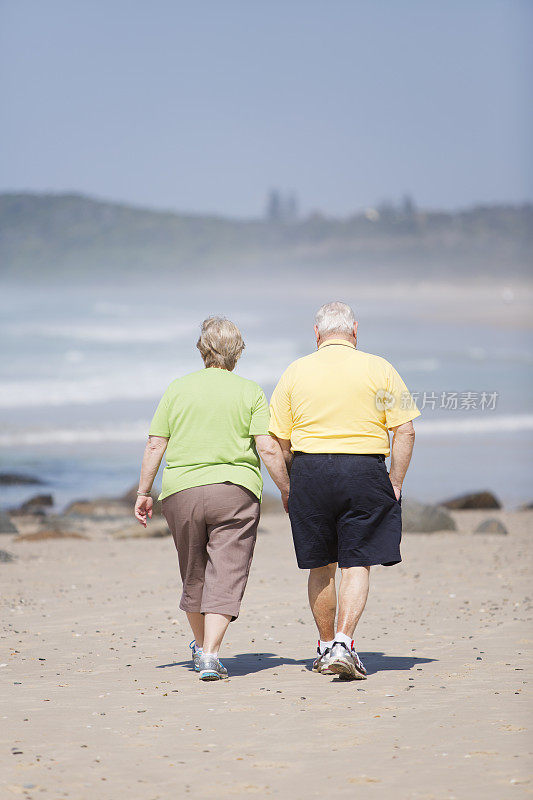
[{"xmin": 1, "ymin": 192, "xmax": 531, "ymax": 280}]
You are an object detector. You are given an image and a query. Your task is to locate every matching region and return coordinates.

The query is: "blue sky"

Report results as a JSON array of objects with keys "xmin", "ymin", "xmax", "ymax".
[{"xmin": 1, "ymin": 0, "xmax": 531, "ymax": 216}]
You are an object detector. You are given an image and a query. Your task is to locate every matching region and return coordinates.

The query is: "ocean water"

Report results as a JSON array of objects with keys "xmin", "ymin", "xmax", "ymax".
[{"xmin": 1, "ymin": 279, "xmax": 532, "ymax": 510}]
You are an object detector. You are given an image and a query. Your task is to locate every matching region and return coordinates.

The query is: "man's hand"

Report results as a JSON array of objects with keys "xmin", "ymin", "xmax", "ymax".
[
  {"xmin": 390, "ymin": 482, "xmax": 402, "ymax": 501},
  {"xmin": 135, "ymin": 496, "xmax": 153, "ymax": 527},
  {"xmin": 281, "ymin": 487, "xmax": 290, "ymax": 514}
]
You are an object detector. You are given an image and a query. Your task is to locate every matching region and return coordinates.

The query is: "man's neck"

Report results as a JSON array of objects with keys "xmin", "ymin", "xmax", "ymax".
[{"xmin": 318, "ymin": 335, "xmax": 357, "ymax": 348}]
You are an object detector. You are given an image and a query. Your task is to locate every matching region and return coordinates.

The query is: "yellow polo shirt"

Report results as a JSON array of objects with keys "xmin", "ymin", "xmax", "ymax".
[{"xmin": 269, "ymin": 339, "xmax": 420, "ymax": 455}]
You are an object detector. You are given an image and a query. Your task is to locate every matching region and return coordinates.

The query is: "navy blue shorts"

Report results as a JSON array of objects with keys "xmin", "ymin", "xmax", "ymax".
[{"xmin": 287, "ymin": 452, "xmax": 402, "ymax": 569}]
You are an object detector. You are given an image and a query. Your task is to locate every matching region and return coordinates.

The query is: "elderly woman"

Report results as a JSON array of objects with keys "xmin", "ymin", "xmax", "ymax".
[{"xmin": 134, "ymin": 316, "xmax": 290, "ymax": 681}]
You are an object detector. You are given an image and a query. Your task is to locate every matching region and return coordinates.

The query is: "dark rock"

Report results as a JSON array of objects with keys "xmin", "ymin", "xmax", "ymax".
[
  {"xmin": 121, "ymin": 484, "xmax": 157, "ymax": 504},
  {"xmin": 440, "ymin": 491, "xmax": 501, "ymax": 510},
  {"xmin": 63, "ymin": 498, "xmax": 121, "ymax": 516},
  {"xmin": 0, "ymin": 473, "xmax": 44, "ymax": 486},
  {"xmin": 0, "ymin": 509, "xmax": 18, "ymax": 535},
  {"xmin": 0, "ymin": 549, "xmax": 16, "ymax": 562},
  {"xmin": 474, "ymin": 518, "xmax": 508, "ymax": 535},
  {"xmin": 13, "ymin": 494, "xmax": 54, "ymax": 515},
  {"xmin": 65, "ymin": 489, "xmax": 162, "ymax": 518},
  {"xmin": 402, "ymin": 499, "xmax": 457, "ymax": 533}
]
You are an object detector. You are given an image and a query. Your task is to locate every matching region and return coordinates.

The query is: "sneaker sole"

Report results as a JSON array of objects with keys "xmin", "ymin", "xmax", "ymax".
[
  {"xmin": 328, "ymin": 658, "xmax": 367, "ymax": 680},
  {"xmin": 199, "ymin": 670, "xmax": 228, "ymax": 681}
]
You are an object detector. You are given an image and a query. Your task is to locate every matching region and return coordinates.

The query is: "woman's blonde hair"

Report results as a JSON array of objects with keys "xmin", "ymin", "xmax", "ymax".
[{"xmin": 196, "ymin": 316, "xmax": 245, "ymax": 371}]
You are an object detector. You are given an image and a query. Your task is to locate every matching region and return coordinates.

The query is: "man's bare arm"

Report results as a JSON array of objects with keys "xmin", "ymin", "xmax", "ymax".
[{"xmin": 388, "ymin": 420, "xmax": 416, "ymax": 499}]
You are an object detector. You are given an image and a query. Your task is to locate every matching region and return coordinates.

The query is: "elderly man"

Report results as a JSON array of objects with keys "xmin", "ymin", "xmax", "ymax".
[{"xmin": 269, "ymin": 301, "xmax": 420, "ymax": 680}]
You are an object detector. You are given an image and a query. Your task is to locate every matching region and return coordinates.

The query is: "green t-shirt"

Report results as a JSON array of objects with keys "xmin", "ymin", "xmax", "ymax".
[{"xmin": 149, "ymin": 368, "xmax": 271, "ymax": 501}]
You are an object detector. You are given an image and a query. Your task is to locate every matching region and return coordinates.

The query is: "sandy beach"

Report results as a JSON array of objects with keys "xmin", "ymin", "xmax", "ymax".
[{"xmin": 1, "ymin": 507, "xmax": 531, "ymax": 799}]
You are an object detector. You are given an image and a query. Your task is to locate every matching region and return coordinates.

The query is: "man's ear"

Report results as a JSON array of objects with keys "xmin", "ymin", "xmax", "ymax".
[
  {"xmin": 353, "ymin": 321, "xmax": 358, "ymax": 339},
  {"xmin": 314, "ymin": 325, "xmax": 320, "ymax": 346}
]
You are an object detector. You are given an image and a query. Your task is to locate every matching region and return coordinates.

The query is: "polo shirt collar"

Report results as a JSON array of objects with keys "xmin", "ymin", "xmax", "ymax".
[{"xmin": 318, "ymin": 338, "xmax": 356, "ymax": 350}]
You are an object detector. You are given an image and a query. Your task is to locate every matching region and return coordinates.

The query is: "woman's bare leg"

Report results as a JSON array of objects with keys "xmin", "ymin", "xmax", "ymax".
[
  {"xmin": 186, "ymin": 612, "xmax": 205, "ymax": 648},
  {"xmin": 203, "ymin": 612, "xmax": 232, "ymax": 655}
]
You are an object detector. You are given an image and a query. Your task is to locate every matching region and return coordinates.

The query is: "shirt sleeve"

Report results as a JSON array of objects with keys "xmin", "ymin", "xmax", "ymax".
[
  {"xmin": 268, "ymin": 370, "xmax": 293, "ymax": 440},
  {"xmin": 148, "ymin": 392, "xmax": 171, "ymax": 438},
  {"xmin": 249, "ymin": 387, "xmax": 271, "ymax": 435},
  {"xmin": 384, "ymin": 364, "xmax": 421, "ymax": 429}
]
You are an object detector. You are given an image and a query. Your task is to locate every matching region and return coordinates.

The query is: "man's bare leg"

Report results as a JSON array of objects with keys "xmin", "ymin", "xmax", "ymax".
[
  {"xmin": 336, "ymin": 566, "xmax": 370, "ymax": 637},
  {"xmin": 186, "ymin": 611, "xmax": 204, "ymax": 648},
  {"xmin": 308, "ymin": 563, "xmax": 337, "ymax": 640}
]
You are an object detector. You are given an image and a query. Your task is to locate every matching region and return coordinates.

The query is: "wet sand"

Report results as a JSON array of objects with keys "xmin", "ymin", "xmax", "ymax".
[{"xmin": 1, "ymin": 508, "xmax": 531, "ymax": 799}]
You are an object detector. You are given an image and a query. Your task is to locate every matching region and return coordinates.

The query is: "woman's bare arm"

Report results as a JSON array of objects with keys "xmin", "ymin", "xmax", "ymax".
[
  {"xmin": 134, "ymin": 435, "xmax": 168, "ymax": 526},
  {"xmin": 254, "ymin": 434, "xmax": 290, "ymax": 512}
]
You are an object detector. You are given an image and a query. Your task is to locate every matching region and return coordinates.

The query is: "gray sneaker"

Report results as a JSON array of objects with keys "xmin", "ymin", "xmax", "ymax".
[
  {"xmin": 189, "ymin": 640, "xmax": 202, "ymax": 672},
  {"xmin": 198, "ymin": 653, "xmax": 229, "ymax": 681},
  {"xmin": 312, "ymin": 645, "xmax": 334, "ymax": 674},
  {"xmin": 328, "ymin": 641, "xmax": 367, "ymax": 680}
]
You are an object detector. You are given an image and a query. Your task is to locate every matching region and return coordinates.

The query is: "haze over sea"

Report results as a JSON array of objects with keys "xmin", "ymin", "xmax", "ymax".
[{"xmin": 1, "ymin": 273, "xmax": 532, "ymax": 511}]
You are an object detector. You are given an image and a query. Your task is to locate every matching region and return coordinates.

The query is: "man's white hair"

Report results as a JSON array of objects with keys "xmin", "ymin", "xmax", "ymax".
[{"xmin": 315, "ymin": 301, "xmax": 356, "ymax": 338}]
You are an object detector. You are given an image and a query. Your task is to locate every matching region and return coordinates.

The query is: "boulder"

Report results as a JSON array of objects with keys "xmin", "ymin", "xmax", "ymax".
[
  {"xmin": 64, "ymin": 498, "xmax": 122, "ymax": 516},
  {"xmin": 65, "ymin": 494, "xmax": 162, "ymax": 518},
  {"xmin": 440, "ymin": 491, "xmax": 501, "ymax": 510},
  {"xmin": 12, "ymin": 494, "xmax": 54, "ymax": 515},
  {"xmin": 0, "ymin": 549, "xmax": 16, "ymax": 562},
  {"xmin": 121, "ymin": 484, "xmax": 158, "ymax": 504},
  {"xmin": 0, "ymin": 473, "xmax": 43, "ymax": 485},
  {"xmin": 401, "ymin": 499, "xmax": 457, "ymax": 533},
  {"xmin": 474, "ymin": 518, "xmax": 508, "ymax": 535},
  {"xmin": 0, "ymin": 509, "xmax": 18, "ymax": 535}
]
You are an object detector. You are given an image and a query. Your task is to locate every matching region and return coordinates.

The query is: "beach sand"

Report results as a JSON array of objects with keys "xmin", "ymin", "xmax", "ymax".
[{"xmin": 1, "ymin": 508, "xmax": 531, "ymax": 799}]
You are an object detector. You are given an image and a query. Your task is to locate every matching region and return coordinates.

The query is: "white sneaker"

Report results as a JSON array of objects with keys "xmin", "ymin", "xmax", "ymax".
[
  {"xmin": 328, "ymin": 641, "xmax": 367, "ymax": 680},
  {"xmin": 312, "ymin": 644, "xmax": 334, "ymax": 674}
]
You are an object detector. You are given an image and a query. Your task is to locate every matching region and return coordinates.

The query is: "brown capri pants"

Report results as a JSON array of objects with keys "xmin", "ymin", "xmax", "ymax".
[{"xmin": 162, "ymin": 482, "xmax": 260, "ymax": 621}]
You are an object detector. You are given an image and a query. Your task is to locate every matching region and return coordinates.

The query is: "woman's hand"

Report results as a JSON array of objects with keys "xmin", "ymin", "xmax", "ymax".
[{"xmin": 135, "ymin": 496, "xmax": 153, "ymax": 527}]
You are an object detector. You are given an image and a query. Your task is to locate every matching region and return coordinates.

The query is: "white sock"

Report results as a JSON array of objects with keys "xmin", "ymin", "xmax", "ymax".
[
  {"xmin": 318, "ymin": 639, "xmax": 334, "ymax": 654},
  {"xmin": 203, "ymin": 652, "xmax": 218, "ymax": 658},
  {"xmin": 335, "ymin": 632, "xmax": 353, "ymax": 648}
]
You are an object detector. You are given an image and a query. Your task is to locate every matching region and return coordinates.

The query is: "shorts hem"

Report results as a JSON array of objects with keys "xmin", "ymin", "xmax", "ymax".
[
  {"xmin": 179, "ymin": 600, "xmax": 201, "ymax": 614},
  {"xmin": 338, "ymin": 557, "xmax": 402, "ymax": 568},
  {"xmin": 200, "ymin": 605, "xmax": 241, "ymax": 622}
]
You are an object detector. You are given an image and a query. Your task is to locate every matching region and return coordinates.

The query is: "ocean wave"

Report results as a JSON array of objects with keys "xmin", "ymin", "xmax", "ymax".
[
  {"xmin": 0, "ymin": 376, "xmax": 174, "ymax": 408},
  {"xmin": 0, "ymin": 421, "xmax": 150, "ymax": 447},
  {"xmin": 415, "ymin": 414, "xmax": 533, "ymax": 435},
  {"xmin": 397, "ymin": 358, "xmax": 440, "ymax": 372},
  {"xmin": 3, "ymin": 320, "xmax": 199, "ymax": 344},
  {"xmin": 1, "ymin": 414, "xmax": 532, "ymax": 448}
]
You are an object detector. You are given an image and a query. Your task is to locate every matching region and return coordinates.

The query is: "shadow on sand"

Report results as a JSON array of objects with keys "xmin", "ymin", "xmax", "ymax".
[{"xmin": 156, "ymin": 651, "xmax": 436, "ymax": 677}]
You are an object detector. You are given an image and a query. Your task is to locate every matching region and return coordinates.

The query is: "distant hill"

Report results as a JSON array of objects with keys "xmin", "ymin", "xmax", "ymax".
[{"xmin": 0, "ymin": 192, "xmax": 531, "ymax": 281}]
